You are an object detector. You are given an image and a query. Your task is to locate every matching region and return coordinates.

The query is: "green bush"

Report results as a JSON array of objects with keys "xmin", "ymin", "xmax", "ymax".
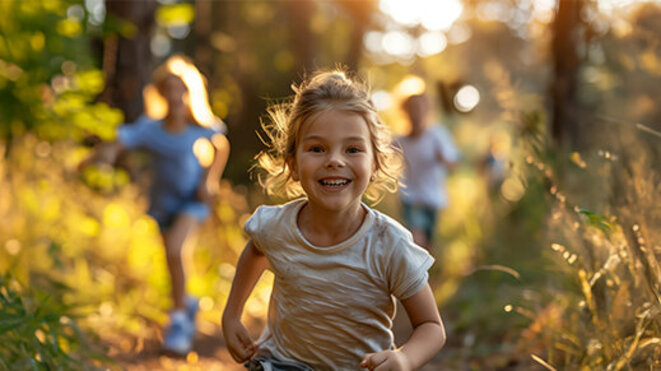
[{"xmin": 0, "ymin": 274, "xmax": 110, "ymax": 370}]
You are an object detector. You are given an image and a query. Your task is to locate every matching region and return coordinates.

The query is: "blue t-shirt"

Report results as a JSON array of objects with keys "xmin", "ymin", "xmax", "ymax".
[{"xmin": 117, "ymin": 116, "xmax": 224, "ymax": 223}]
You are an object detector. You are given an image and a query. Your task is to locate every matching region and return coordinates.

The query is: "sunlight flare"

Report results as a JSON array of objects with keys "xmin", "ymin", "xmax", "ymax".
[
  {"xmin": 380, "ymin": 0, "xmax": 463, "ymax": 31},
  {"xmin": 453, "ymin": 85, "xmax": 480, "ymax": 112}
]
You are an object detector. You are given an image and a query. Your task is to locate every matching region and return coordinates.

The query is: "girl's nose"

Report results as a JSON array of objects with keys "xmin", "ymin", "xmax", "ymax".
[{"xmin": 325, "ymin": 151, "xmax": 345, "ymax": 168}]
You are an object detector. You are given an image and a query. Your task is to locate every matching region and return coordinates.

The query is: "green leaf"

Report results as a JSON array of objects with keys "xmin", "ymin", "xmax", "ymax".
[
  {"xmin": 578, "ymin": 208, "xmax": 613, "ymax": 233},
  {"xmin": 156, "ymin": 3, "xmax": 195, "ymax": 27}
]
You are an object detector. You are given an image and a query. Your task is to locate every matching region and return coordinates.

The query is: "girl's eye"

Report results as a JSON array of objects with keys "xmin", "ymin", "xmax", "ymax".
[
  {"xmin": 347, "ymin": 147, "xmax": 363, "ymax": 154},
  {"xmin": 308, "ymin": 146, "xmax": 324, "ymax": 153}
]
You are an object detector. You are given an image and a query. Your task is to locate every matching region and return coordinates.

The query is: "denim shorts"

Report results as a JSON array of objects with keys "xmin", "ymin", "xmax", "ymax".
[
  {"xmin": 402, "ymin": 202, "xmax": 438, "ymax": 243},
  {"xmin": 148, "ymin": 199, "xmax": 210, "ymax": 231}
]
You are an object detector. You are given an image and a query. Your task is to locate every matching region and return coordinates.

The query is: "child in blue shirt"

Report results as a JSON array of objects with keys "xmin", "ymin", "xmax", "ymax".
[{"xmin": 81, "ymin": 55, "xmax": 229, "ymax": 355}]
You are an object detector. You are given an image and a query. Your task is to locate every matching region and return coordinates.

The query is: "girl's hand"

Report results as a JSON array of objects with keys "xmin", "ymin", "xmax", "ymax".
[
  {"xmin": 222, "ymin": 318, "xmax": 256, "ymax": 363},
  {"xmin": 78, "ymin": 142, "xmax": 122, "ymax": 172},
  {"xmin": 196, "ymin": 181, "xmax": 219, "ymax": 204},
  {"xmin": 360, "ymin": 350, "xmax": 412, "ymax": 371}
]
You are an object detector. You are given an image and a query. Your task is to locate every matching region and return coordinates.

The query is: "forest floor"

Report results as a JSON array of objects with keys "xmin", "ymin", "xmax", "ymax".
[
  {"xmin": 111, "ymin": 304, "xmax": 544, "ymax": 371},
  {"xmin": 112, "ymin": 332, "xmax": 456, "ymax": 371},
  {"xmin": 112, "ymin": 333, "xmax": 542, "ymax": 371}
]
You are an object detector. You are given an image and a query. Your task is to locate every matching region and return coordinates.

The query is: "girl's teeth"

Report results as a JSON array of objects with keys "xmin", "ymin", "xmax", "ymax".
[{"xmin": 320, "ymin": 179, "xmax": 349, "ymax": 186}]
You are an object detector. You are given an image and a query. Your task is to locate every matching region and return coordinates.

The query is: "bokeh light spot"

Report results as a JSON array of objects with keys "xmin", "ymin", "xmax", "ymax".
[
  {"xmin": 382, "ymin": 31, "xmax": 415, "ymax": 57},
  {"xmin": 5, "ymin": 239, "xmax": 21, "ymax": 256},
  {"xmin": 396, "ymin": 75, "xmax": 426, "ymax": 97},
  {"xmin": 371, "ymin": 90, "xmax": 392, "ymax": 111},
  {"xmin": 193, "ymin": 137, "xmax": 214, "ymax": 168},
  {"xmin": 418, "ymin": 31, "xmax": 447, "ymax": 57},
  {"xmin": 453, "ymin": 85, "xmax": 480, "ymax": 112}
]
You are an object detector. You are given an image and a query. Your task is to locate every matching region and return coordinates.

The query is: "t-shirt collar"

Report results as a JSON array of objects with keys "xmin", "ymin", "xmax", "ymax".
[{"xmin": 289, "ymin": 199, "xmax": 374, "ymax": 254}]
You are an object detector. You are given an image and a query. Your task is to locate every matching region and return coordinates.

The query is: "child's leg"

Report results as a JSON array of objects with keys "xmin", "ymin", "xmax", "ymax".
[
  {"xmin": 403, "ymin": 203, "xmax": 433, "ymax": 250},
  {"xmin": 162, "ymin": 213, "xmax": 198, "ymax": 310}
]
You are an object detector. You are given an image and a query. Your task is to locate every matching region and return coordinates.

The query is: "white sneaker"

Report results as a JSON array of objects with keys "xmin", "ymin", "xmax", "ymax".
[{"xmin": 162, "ymin": 310, "xmax": 194, "ymax": 355}]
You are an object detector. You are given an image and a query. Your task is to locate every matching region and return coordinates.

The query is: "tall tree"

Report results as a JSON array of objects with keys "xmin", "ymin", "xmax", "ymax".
[
  {"xmin": 551, "ymin": 0, "xmax": 584, "ymax": 148},
  {"xmin": 101, "ymin": 0, "xmax": 157, "ymax": 122},
  {"xmin": 336, "ymin": 0, "xmax": 376, "ymax": 72},
  {"xmin": 288, "ymin": 0, "xmax": 316, "ymax": 74}
]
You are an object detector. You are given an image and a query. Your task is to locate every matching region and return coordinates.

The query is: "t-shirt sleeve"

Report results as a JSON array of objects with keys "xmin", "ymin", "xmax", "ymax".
[
  {"xmin": 243, "ymin": 206, "xmax": 268, "ymax": 253},
  {"xmin": 117, "ymin": 115, "xmax": 153, "ymax": 149},
  {"xmin": 387, "ymin": 235, "xmax": 435, "ymax": 300},
  {"xmin": 435, "ymin": 126, "xmax": 460, "ymax": 163},
  {"xmin": 205, "ymin": 121, "xmax": 227, "ymax": 138}
]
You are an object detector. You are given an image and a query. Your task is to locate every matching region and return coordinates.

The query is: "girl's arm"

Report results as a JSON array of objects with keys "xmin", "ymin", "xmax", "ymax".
[
  {"xmin": 361, "ymin": 284, "xmax": 445, "ymax": 370},
  {"xmin": 78, "ymin": 141, "xmax": 124, "ymax": 170},
  {"xmin": 222, "ymin": 240, "xmax": 269, "ymax": 363},
  {"xmin": 435, "ymin": 150, "xmax": 457, "ymax": 170},
  {"xmin": 197, "ymin": 134, "xmax": 230, "ymax": 202},
  {"xmin": 398, "ymin": 284, "xmax": 446, "ymax": 368}
]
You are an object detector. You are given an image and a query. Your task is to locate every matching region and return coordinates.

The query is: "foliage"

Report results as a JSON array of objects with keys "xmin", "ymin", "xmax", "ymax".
[
  {"xmin": 516, "ymin": 112, "xmax": 661, "ymax": 369},
  {"xmin": 1, "ymin": 0, "xmax": 660, "ymax": 369},
  {"xmin": 0, "ymin": 135, "xmax": 268, "ymax": 365},
  {"xmin": 0, "ymin": 1, "xmax": 275, "ymax": 366},
  {"xmin": 0, "ymin": 0, "xmax": 122, "ymax": 144},
  {"xmin": 0, "ymin": 274, "xmax": 109, "ymax": 370}
]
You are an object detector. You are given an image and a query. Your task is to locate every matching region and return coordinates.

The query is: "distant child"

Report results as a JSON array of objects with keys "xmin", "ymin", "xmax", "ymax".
[
  {"xmin": 396, "ymin": 92, "xmax": 459, "ymax": 251},
  {"xmin": 80, "ymin": 55, "xmax": 230, "ymax": 355},
  {"xmin": 481, "ymin": 133, "xmax": 508, "ymax": 193},
  {"xmin": 222, "ymin": 70, "xmax": 445, "ymax": 370}
]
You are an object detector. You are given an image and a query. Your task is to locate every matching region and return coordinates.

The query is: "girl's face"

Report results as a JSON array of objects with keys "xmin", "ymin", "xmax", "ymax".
[
  {"xmin": 162, "ymin": 75, "xmax": 188, "ymax": 118},
  {"xmin": 405, "ymin": 95, "xmax": 429, "ymax": 134},
  {"xmin": 290, "ymin": 109, "xmax": 375, "ymax": 215}
]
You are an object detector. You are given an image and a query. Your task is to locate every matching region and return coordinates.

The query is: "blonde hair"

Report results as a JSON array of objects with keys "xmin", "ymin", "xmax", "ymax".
[
  {"xmin": 256, "ymin": 69, "xmax": 402, "ymax": 204},
  {"xmin": 143, "ymin": 54, "xmax": 224, "ymax": 129}
]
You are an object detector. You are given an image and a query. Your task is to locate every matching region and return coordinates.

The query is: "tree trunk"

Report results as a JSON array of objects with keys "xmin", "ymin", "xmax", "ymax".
[
  {"xmin": 551, "ymin": 0, "xmax": 583, "ymax": 148},
  {"xmin": 288, "ymin": 0, "xmax": 316, "ymax": 74},
  {"xmin": 192, "ymin": 0, "xmax": 213, "ymax": 78},
  {"xmin": 336, "ymin": 0, "xmax": 376, "ymax": 72},
  {"xmin": 102, "ymin": 0, "xmax": 157, "ymax": 123}
]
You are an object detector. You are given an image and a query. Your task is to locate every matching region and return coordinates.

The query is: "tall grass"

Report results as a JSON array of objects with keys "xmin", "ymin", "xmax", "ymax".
[
  {"xmin": 0, "ymin": 274, "xmax": 109, "ymax": 370},
  {"xmin": 518, "ymin": 114, "xmax": 661, "ymax": 369}
]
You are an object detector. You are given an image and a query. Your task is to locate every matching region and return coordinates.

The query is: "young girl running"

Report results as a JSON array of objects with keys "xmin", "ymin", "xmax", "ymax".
[
  {"xmin": 81, "ymin": 55, "xmax": 230, "ymax": 355},
  {"xmin": 222, "ymin": 70, "xmax": 445, "ymax": 370}
]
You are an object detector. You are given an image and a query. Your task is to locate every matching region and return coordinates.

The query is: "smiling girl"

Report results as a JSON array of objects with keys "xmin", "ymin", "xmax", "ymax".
[{"xmin": 222, "ymin": 70, "xmax": 445, "ymax": 370}]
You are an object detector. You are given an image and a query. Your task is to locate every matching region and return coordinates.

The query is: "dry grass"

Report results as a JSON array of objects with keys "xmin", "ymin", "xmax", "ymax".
[{"xmin": 518, "ymin": 118, "xmax": 661, "ymax": 370}]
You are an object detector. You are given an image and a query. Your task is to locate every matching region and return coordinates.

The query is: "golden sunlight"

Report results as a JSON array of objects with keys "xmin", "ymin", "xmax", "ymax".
[
  {"xmin": 167, "ymin": 57, "xmax": 219, "ymax": 128},
  {"xmin": 379, "ymin": 0, "xmax": 463, "ymax": 31},
  {"xmin": 143, "ymin": 55, "xmax": 222, "ymax": 129},
  {"xmin": 395, "ymin": 75, "xmax": 426, "ymax": 98},
  {"xmin": 193, "ymin": 137, "xmax": 214, "ymax": 167}
]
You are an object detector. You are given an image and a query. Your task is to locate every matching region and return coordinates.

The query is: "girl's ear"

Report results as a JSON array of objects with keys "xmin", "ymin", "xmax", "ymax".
[
  {"xmin": 370, "ymin": 162, "xmax": 378, "ymax": 182},
  {"xmin": 287, "ymin": 158, "xmax": 299, "ymax": 181}
]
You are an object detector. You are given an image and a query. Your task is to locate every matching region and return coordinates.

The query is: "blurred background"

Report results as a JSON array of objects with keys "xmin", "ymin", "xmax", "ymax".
[{"xmin": 0, "ymin": 0, "xmax": 659, "ymax": 369}]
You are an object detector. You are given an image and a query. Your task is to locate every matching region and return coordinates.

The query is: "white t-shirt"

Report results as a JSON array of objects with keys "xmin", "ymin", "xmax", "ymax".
[
  {"xmin": 244, "ymin": 199, "xmax": 434, "ymax": 370},
  {"xmin": 396, "ymin": 124, "xmax": 459, "ymax": 209}
]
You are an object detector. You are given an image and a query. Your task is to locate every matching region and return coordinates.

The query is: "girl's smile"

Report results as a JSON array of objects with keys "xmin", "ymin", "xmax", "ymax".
[{"xmin": 318, "ymin": 177, "xmax": 351, "ymax": 189}]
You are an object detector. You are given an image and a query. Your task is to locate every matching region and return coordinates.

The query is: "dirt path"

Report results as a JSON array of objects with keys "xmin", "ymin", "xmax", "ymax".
[
  {"xmin": 114, "ymin": 313, "xmax": 452, "ymax": 371},
  {"xmin": 113, "ymin": 309, "xmax": 539, "ymax": 370},
  {"xmin": 114, "ymin": 331, "xmax": 242, "ymax": 371},
  {"xmin": 115, "ymin": 333, "xmax": 452, "ymax": 371},
  {"xmin": 113, "ymin": 332, "xmax": 538, "ymax": 371}
]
